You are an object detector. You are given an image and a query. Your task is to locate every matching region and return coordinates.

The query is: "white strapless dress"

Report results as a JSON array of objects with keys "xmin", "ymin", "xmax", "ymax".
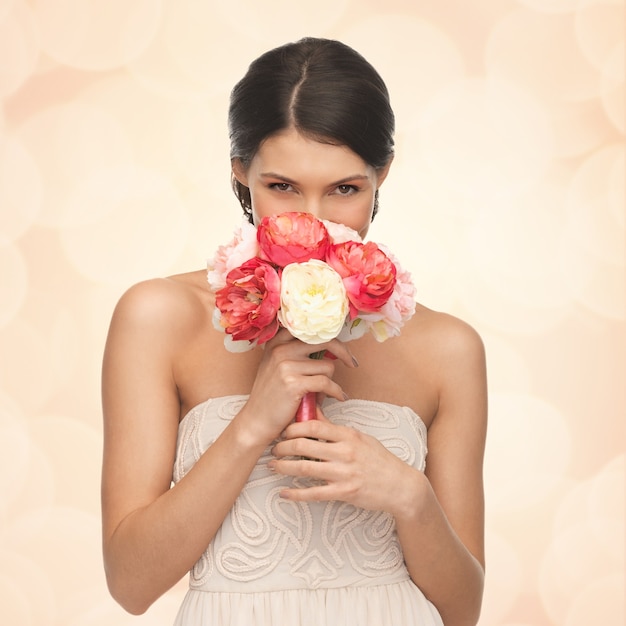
[{"xmin": 172, "ymin": 395, "xmax": 443, "ymax": 626}]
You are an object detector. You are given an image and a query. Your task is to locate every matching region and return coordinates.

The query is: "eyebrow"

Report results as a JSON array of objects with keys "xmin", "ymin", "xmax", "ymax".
[{"xmin": 260, "ymin": 172, "xmax": 371, "ymax": 185}]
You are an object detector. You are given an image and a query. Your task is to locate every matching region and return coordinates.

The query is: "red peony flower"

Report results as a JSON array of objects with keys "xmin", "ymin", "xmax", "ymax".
[
  {"xmin": 257, "ymin": 212, "xmax": 330, "ymax": 268},
  {"xmin": 326, "ymin": 241, "xmax": 397, "ymax": 319},
  {"xmin": 214, "ymin": 257, "xmax": 281, "ymax": 346}
]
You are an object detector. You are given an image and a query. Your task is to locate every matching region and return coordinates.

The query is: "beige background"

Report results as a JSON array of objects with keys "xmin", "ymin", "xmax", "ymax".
[{"xmin": 0, "ymin": 1, "xmax": 624, "ymax": 624}]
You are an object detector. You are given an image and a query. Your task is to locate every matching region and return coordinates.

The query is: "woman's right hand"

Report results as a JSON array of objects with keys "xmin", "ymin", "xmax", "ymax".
[{"xmin": 237, "ymin": 328, "xmax": 358, "ymax": 446}]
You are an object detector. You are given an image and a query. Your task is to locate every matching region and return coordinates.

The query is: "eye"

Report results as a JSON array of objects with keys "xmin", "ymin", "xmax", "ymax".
[
  {"xmin": 336, "ymin": 184, "xmax": 358, "ymax": 195},
  {"xmin": 268, "ymin": 182, "xmax": 293, "ymax": 192}
]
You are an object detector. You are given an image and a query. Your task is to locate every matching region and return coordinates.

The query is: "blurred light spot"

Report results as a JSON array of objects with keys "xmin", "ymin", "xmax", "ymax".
[
  {"xmin": 59, "ymin": 165, "xmax": 189, "ymax": 285},
  {"xmin": 0, "ymin": 574, "xmax": 32, "ymax": 625},
  {"xmin": 67, "ymin": 592, "xmax": 186, "ymax": 625},
  {"xmin": 214, "ymin": 0, "xmax": 349, "ymax": 44},
  {"xmin": 565, "ymin": 574, "xmax": 625, "ymax": 626},
  {"xmin": 567, "ymin": 145, "xmax": 625, "ymax": 266},
  {"xmin": 48, "ymin": 307, "xmax": 80, "ymax": 389},
  {"xmin": 77, "ymin": 73, "xmax": 183, "ymax": 178},
  {"xmin": 485, "ymin": 393, "xmax": 571, "ymax": 512},
  {"xmin": 171, "ymin": 99, "xmax": 230, "ymax": 190},
  {"xmin": 539, "ymin": 523, "xmax": 623, "ymax": 624},
  {"xmin": 128, "ymin": 1, "xmax": 258, "ymax": 101},
  {"xmin": 481, "ymin": 334, "xmax": 532, "ymax": 394},
  {"xmin": 469, "ymin": 183, "xmax": 571, "ymax": 310},
  {"xmin": 0, "ymin": 319, "xmax": 55, "ymax": 411},
  {"xmin": 575, "ymin": 0, "xmax": 624, "ymax": 71},
  {"xmin": 486, "ymin": 8, "xmax": 599, "ymax": 101},
  {"xmin": 340, "ymin": 14, "xmax": 465, "ymax": 130},
  {"xmin": 587, "ymin": 455, "xmax": 625, "ymax": 558},
  {"xmin": 32, "ymin": 0, "xmax": 162, "ymax": 71},
  {"xmin": 0, "ymin": 398, "xmax": 30, "ymax": 517},
  {"xmin": 549, "ymin": 98, "xmax": 616, "ymax": 159},
  {"xmin": 17, "ymin": 102, "xmax": 134, "ymax": 229},
  {"xmin": 0, "ymin": 136, "xmax": 42, "ymax": 243},
  {"xmin": 0, "ymin": 551, "xmax": 56, "ymax": 625},
  {"xmin": 29, "ymin": 415, "xmax": 101, "ymax": 513},
  {"xmin": 561, "ymin": 145, "xmax": 625, "ymax": 319},
  {"xmin": 0, "ymin": 0, "xmax": 18, "ymax": 22},
  {"xmin": 479, "ymin": 531, "xmax": 522, "ymax": 624},
  {"xmin": 561, "ymin": 242, "xmax": 625, "ymax": 320},
  {"xmin": 164, "ymin": 0, "xmax": 256, "ymax": 90},
  {"xmin": 515, "ymin": 0, "xmax": 579, "ymax": 12},
  {"xmin": 0, "ymin": 243, "xmax": 27, "ymax": 329},
  {"xmin": 601, "ymin": 42, "xmax": 625, "ymax": 134},
  {"xmin": 0, "ymin": 1, "xmax": 39, "ymax": 98},
  {"xmin": 418, "ymin": 78, "xmax": 553, "ymax": 199},
  {"xmin": 459, "ymin": 273, "xmax": 571, "ymax": 335},
  {"xmin": 6, "ymin": 507, "xmax": 103, "ymax": 617},
  {"xmin": 541, "ymin": 456, "xmax": 624, "ymax": 623},
  {"xmin": 607, "ymin": 145, "xmax": 625, "ymax": 228}
]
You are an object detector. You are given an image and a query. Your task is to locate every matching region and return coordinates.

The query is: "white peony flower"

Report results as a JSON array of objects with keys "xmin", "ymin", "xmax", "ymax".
[{"xmin": 278, "ymin": 259, "xmax": 349, "ymax": 344}]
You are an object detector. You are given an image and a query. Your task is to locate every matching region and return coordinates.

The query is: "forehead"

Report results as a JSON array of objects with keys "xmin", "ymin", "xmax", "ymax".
[{"xmin": 252, "ymin": 128, "xmax": 371, "ymax": 177}]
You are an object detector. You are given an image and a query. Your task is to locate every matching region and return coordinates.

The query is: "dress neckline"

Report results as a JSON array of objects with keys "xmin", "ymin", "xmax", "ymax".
[{"xmin": 180, "ymin": 395, "xmax": 426, "ymax": 431}]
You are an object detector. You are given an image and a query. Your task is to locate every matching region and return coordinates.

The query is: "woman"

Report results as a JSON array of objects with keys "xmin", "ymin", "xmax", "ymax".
[{"xmin": 101, "ymin": 37, "xmax": 487, "ymax": 626}]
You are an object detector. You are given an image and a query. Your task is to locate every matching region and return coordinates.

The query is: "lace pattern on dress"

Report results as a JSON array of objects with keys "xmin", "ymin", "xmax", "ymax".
[{"xmin": 173, "ymin": 396, "xmax": 428, "ymax": 591}]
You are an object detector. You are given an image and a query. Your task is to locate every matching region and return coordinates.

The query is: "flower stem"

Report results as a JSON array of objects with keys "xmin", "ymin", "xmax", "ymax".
[{"xmin": 295, "ymin": 350, "xmax": 326, "ymax": 422}]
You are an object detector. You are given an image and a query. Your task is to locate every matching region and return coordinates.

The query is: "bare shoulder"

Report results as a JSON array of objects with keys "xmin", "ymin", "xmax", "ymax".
[
  {"xmin": 103, "ymin": 269, "xmax": 213, "ymax": 390},
  {"xmin": 108, "ymin": 269, "xmax": 211, "ymax": 337},
  {"xmin": 402, "ymin": 303, "xmax": 486, "ymax": 367},
  {"xmin": 102, "ymin": 269, "xmax": 213, "ymax": 430}
]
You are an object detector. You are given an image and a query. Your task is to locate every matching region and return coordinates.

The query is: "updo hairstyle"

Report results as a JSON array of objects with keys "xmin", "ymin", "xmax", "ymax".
[{"xmin": 228, "ymin": 37, "xmax": 395, "ymax": 223}]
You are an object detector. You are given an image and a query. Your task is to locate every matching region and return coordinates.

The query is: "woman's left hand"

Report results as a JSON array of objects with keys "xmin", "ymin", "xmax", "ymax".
[{"xmin": 268, "ymin": 408, "xmax": 423, "ymax": 517}]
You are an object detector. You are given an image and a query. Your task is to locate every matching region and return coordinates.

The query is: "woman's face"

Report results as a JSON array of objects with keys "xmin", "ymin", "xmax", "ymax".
[{"xmin": 232, "ymin": 128, "xmax": 391, "ymax": 239}]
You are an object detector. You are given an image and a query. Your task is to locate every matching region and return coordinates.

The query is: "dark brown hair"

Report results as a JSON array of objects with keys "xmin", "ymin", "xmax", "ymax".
[{"xmin": 228, "ymin": 37, "xmax": 395, "ymax": 223}]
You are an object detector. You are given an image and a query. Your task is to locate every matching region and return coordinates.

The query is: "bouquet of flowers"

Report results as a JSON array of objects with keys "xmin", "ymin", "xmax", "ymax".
[{"xmin": 207, "ymin": 212, "xmax": 416, "ymax": 420}]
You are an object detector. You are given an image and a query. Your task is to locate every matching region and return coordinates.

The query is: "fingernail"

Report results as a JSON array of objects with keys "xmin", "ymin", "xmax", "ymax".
[
  {"xmin": 267, "ymin": 461, "xmax": 277, "ymax": 472},
  {"xmin": 342, "ymin": 391, "xmax": 350, "ymax": 401},
  {"xmin": 351, "ymin": 354, "xmax": 359, "ymax": 367}
]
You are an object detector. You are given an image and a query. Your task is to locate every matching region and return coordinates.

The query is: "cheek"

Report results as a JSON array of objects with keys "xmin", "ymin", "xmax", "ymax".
[
  {"xmin": 352, "ymin": 198, "xmax": 375, "ymax": 238},
  {"xmin": 250, "ymin": 193, "xmax": 287, "ymax": 226}
]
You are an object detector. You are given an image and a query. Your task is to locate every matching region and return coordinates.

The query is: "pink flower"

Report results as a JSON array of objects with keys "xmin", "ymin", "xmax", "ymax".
[
  {"xmin": 326, "ymin": 241, "xmax": 397, "ymax": 319},
  {"xmin": 207, "ymin": 220, "xmax": 259, "ymax": 290},
  {"xmin": 321, "ymin": 219, "xmax": 362, "ymax": 244},
  {"xmin": 257, "ymin": 212, "xmax": 330, "ymax": 268},
  {"xmin": 378, "ymin": 245, "xmax": 417, "ymax": 328},
  {"xmin": 214, "ymin": 257, "xmax": 281, "ymax": 349},
  {"xmin": 339, "ymin": 247, "xmax": 416, "ymax": 342}
]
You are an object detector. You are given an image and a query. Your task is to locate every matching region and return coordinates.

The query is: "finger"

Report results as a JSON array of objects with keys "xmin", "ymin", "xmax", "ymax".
[
  {"xmin": 315, "ymin": 406, "xmax": 330, "ymax": 422},
  {"xmin": 287, "ymin": 359, "xmax": 336, "ymax": 378},
  {"xmin": 291, "ymin": 375, "xmax": 347, "ymax": 405},
  {"xmin": 318, "ymin": 338, "xmax": 359, "ymax": 369},
  {"xmin": 264, "ymin": 327, "xmax": 299, "ymax": 348},
  {"xmin": 264, "ymin": 329, "xmax": 358, "ymax": 369},
  {"xmin": 279, "ymin": 337, "xmax": 358, "ymax": 369},
  {"xmin": 279, "ymin": 484, "xmax": 334, "ymax": 502},
  {"xmin": 284, "ymin": 414, "xmax": 341, "ymax": 440},
  {"xmin": 269, "ymin": 455, "xmax": 340, "ymax": 483},
  {"xmin": 272, "ymin": 436, "xmax": 332, "ymax": 462}
]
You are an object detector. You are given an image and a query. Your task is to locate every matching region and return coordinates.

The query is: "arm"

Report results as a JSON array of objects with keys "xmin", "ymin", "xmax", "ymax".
[
  {"xmin": 395, "ymin": 318, "xmax": 487, "ymax": 625},
  {"xmin": 270, "ymin": 316, "xmax": 487, "ymax": 626},
  {"xmin": 101, "ymin": 279, "xmax": 266, "ymax": 614},
  {"xmin": 101, "ymin": 280, "xmax": 357, "ymax": 614}
]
